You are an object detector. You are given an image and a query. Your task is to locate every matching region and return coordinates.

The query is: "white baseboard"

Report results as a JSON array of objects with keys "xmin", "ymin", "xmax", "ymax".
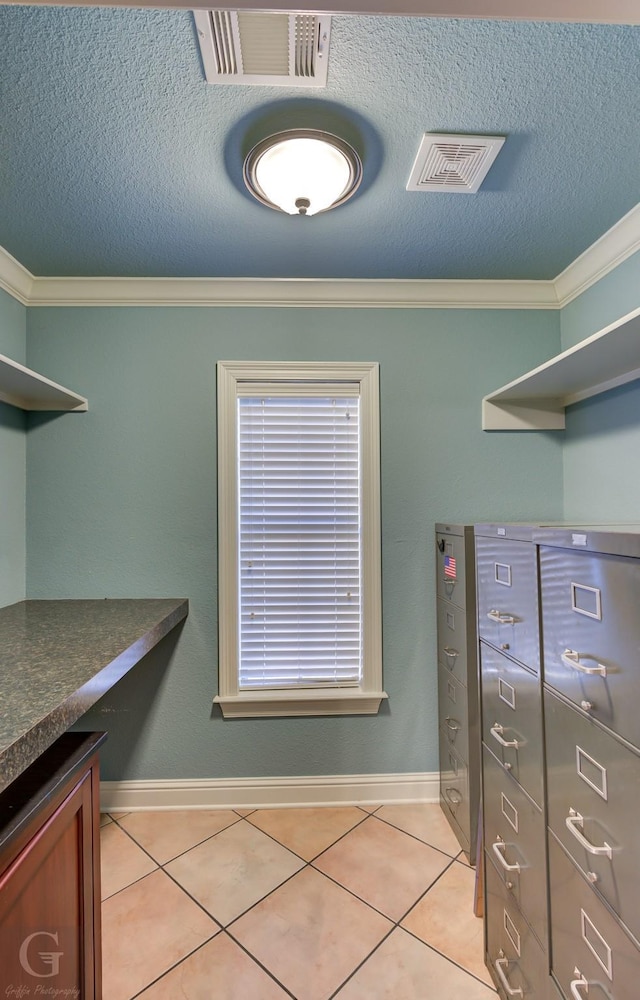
[{"xmin": 100, "ymin": 771, "xmax": 439, "ymax": 812}]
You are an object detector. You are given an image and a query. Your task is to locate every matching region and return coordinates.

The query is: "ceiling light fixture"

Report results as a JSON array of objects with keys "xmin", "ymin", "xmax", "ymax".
[{"xmin": 243, "ymin": 129, "xmax": 362, "ymax": 216}]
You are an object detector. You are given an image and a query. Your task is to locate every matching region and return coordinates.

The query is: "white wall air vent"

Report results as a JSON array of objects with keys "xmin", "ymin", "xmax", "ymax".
[
  {"xmin": 193, "ymin": 11, "xmax": 331, "ymax": 87},
  {"xmin": 406, "ymin": 133, "xmax": 505, "ymax": 194}
]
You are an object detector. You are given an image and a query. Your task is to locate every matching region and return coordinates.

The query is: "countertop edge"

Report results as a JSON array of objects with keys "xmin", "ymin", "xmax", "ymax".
[{"xmin": 0, "ymin": 598, "xmax": 189, "ymax": 792}]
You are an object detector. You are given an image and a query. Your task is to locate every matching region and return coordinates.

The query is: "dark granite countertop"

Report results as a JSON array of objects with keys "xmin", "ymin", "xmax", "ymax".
[{"xmin": 0, "ymin": 598, "xmax": 188, "ymax": 792}]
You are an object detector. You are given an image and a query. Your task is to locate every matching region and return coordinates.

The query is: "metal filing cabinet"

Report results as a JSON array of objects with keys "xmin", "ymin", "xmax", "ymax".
[
  {"xmin": 536, "ymin": 525, "xmax": 640, "ymax": 1000},
  {"xmin": 475, "ymin": 523, "xmax": 550, "ymax": 999},
  {"xmin": 485, "ymin": 857, "xmax": 551, "ymax": 1000},
  {"xmin": 476, "ymin": 522, "xmax": 640, "ymax": 1000},
  {"xmin": 435, "ymin": 523, "xmax": 480, "ymax": 863}
]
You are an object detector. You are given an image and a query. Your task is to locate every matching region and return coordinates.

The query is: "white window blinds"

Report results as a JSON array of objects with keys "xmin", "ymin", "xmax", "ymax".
[{"xmin": 237, "ymin": 391, "xmax": 362, "ymax": 690}]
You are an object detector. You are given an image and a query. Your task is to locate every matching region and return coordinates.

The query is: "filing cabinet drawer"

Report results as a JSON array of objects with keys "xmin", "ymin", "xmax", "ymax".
[
  {"xmin": 437, "ymin": 598, "xmax": 469, "ymax": 687},
  {"xmin": 540, "ymin": 546, "xmax": 640, "ymax": 752},
  {"xmin": 548, "ymin": 834, "xmax": 640, "ymax": 1000},
  {"xmin": 481, "ymin": 641, "xmax": 544, "ymax": 807},
  {"xmin": 483, "ymin": 745, "xmax": 547, "ymax": 947},
  {"xmin": 436, "ymin": 526, "xmax": 470, "ymax": 609},
  {"xmin": 545, "ymin": 689, "xmax": 640, "ymax": 945},
  {"xmin": 438, "ymin": 662, "xmax": 470, "ymax": 763},
  {"xmin": 477, "ymin": 536, "xmax": 540, "ymax": 671},
  {"xmin": 439, "ymin": 729, "xmax": 470, "ymax": 851},
  {"xmin": 486, "ymin": 854, "xmax": 551, "ymax": 999}
]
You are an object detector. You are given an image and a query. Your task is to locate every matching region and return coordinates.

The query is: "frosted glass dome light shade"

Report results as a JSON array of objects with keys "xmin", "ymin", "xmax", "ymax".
[{"xmin": 243, "ymin": 129, "xmax": 362, "ymax": 216}]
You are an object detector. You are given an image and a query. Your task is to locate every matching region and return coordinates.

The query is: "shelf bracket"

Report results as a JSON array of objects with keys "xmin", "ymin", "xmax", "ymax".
[{"xmin": 482, "ymin": 398, "xmax": 565, "ymax": 431}]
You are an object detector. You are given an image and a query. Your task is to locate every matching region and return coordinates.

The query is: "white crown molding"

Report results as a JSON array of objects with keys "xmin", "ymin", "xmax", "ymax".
[
  {"xmin": 2, "ymin": 200, "xmax": 638, "ymax": 310},
  {"xmin": 0, "ymin": 245, "xmax": 34, "ymax": 306},
  {"xmin": 554, "ymin": 201, "xmax": 640, "ymax": 308},
  {"xmin": 26, "ymin": 275, "xmax": 557, "ymax": 309},
  {"xmin": 17, "ymin": 0, "xmax": 640, "ymax": 25},
  {"xmin": 100, "ymin": 771, "xmax": 439, "ymax": 812}
]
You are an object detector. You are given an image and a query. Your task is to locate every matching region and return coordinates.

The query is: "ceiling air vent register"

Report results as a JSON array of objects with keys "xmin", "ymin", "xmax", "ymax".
[
  {"xmin": 194, "ymin": 11, "xmax": 331, "ymax": 87},
  {"xmin": 407, "ymin": 133, "xmax": 505, "ymax": 194}
]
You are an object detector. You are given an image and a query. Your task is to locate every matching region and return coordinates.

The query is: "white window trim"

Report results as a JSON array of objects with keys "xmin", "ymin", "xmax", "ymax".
[{"xmin": 215, "ymin": 360, "xmax": 386, "ymax": 718}]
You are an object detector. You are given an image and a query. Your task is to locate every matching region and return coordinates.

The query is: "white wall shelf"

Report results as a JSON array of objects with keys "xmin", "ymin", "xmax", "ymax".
[
  {"xmin": 483, "ymin": 306, "xmax": 640, "ymax": 430},
  {"xmin": 0, "ymin": 353, "xmax": 87, "ymax": 411}
]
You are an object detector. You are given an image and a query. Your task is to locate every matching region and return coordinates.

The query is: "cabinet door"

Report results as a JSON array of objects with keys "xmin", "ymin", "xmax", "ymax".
[{"xmin": 0, "ymin": 770, "xmax": 99, "ymax": 996}]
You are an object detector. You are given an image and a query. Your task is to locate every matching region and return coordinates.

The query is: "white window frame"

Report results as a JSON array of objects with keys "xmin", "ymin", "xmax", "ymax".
[{"xmin": 215, "ymin": 360, "xmax": 386, "ymax": 718}]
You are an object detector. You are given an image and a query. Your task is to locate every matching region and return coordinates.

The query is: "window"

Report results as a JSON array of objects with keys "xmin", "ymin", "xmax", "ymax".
[{"xmin": 215, "ymin": 361, "xmax": 386, "ymax": 718}]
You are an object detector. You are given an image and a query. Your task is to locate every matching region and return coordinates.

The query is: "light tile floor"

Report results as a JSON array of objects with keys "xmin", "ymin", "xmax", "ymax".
[{"xmin": 100, "ymin": 804, "xmax": 497, "ymax": 1000}]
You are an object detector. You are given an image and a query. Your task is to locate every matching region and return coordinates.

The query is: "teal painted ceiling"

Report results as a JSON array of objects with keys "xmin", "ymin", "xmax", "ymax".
[{"xmin": 0, "ymin": 7, "xmax": 638, "ymax": 280}]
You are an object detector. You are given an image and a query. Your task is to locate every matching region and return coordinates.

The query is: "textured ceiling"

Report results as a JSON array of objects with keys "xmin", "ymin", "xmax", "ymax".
[{"xmin": 0, "ymin": 6, "xmax": 638, "ymax": 280}]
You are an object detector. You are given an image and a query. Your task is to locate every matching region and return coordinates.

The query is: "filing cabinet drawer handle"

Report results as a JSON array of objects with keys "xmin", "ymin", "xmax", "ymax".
[
  {"xmin": 562, "ymin": 649, "xmax": 607, "ymax": 678},
  {"xmin": 445, "ymin": 717, "xmax": 461, "ymax": 732},
  {"xmin": 492, "ymin": 838, "xmax": 521, "ymax": 873},
  {"xmin": 570, "ymin": 968, "xmax": 589, "ymax": 999},
  {"xmin": 487, "ymin": 610, "xmax": 516, "ymax": 624},
  {"xmin": 494, "ymin": 955, "xmax": 523, "ymax": 997},
  {"xmin": 444, "ymin": 787, "xmax": 463, "ymax": 807},
  {"xmin": 490, "ymin": 723, "xmax": 521, "ymax": 750},
  {"xmin": 566, "ymin": 809, "xmax": 613, "ymax": 859}
]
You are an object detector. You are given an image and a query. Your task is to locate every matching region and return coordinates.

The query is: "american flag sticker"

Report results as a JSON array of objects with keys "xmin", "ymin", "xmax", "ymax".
[{"xmin": 444, "ymin": 555, "xmax": 457, "ymax": 579}]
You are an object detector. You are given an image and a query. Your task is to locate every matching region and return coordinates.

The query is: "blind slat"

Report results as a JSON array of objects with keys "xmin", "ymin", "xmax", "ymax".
[{"xmin": 238, "ymin": 394, "xmax": 362, "ymax": 690}]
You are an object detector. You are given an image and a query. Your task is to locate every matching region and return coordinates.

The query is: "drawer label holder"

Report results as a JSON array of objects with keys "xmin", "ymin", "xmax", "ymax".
[
  {"xmin": 501, "ymin": 792, "xmax": 519, "ymax": 833},
  {"xmin": 495, "ymin": 562, "xmax": 512, "ymax": 587},
  {"xmin": 498, "ymin": 677, "xmax": 516, "ymax": 710},
  {"xmin": 571, "ymin": 582, "xmax": 602, "ymax": 620},
  {"xmin": 581, "ymin": 908, "xmax": 613, "ymax": 981},
  {"xmin": 504, "ymin": 909, "xmax": 521, "ymax": 956},
  {"xmin": 576, "ymin": 745, "xmax": 608, "ymax": 800}
]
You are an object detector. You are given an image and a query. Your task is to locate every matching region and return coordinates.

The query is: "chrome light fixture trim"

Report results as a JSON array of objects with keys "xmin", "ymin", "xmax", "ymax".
[{"xmin": 243, "ymin": 128, "xmax": 363, "ymax": 216}]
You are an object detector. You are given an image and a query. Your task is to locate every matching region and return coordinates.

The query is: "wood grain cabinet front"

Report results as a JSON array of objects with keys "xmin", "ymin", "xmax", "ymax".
[{"xmin": 0, "ymin": 732, "xmax": 106, "ymax": 997}]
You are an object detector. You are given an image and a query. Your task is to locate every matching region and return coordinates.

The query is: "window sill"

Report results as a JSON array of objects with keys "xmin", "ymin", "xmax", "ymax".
[{"xmin": 213, "ymin": 690, "xmax": 388, "ymax": 719}]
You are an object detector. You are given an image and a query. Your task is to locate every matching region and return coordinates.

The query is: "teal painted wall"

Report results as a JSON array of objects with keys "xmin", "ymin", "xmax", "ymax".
[
  {"xmin": 0, "ymin": 288, "xmax": 26, "ymax": 607},
  {"xmin": 26, "ymin": 306, "xmax": 562, "ymax": 780},
  {"xmin": 561, "ymin": 249, "xmax": 640, "ymax": 522},
  {"xmin": 561, "ymin": 250, "xmax": 640, "ymax": 349}
]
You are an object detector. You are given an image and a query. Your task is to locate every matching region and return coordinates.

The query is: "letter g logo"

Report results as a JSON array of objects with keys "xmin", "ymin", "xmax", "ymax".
[{"xmin": 19, "ymin": 931, "xmax": 63, "ymax": 978}]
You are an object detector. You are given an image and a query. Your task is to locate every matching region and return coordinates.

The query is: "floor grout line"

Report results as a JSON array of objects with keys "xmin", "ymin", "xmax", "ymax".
[
  {"xmin": 243, "ymin": 806, "xmax": 371, "ymax": 864},
  {"xmin": 368, "ymin": 810, "xmax": 462, "ymax": 860},
  {"xmin": 101, "ymin": 805, "xmax": 493, "ymax": 999},
  {"xmin": 400, "ymin": 925, "xmax": 498, "ymax": 992},
  {"xmin": 127, "ymin": 931, "xmax": 221, "ymax": 1000},
  {"xmin": 101, "ymin": 868, "xmax": 159, "ymax": 904},
  {"xmin": 108, "ymin": 810, "xmax": 244, "ymax": 864},
  {"xmin": 223, "ymin": 928, "xmax": 299, "ymax": 999},
  {"xmin": 327, "ymin": 922, "xmax": 398, "ymax": 999}
]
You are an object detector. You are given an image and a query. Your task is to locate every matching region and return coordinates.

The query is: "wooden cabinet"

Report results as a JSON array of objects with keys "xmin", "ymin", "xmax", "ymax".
[{"xmin": 0, "ymin": 732, "xmax": 105, "ymax": 995}]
